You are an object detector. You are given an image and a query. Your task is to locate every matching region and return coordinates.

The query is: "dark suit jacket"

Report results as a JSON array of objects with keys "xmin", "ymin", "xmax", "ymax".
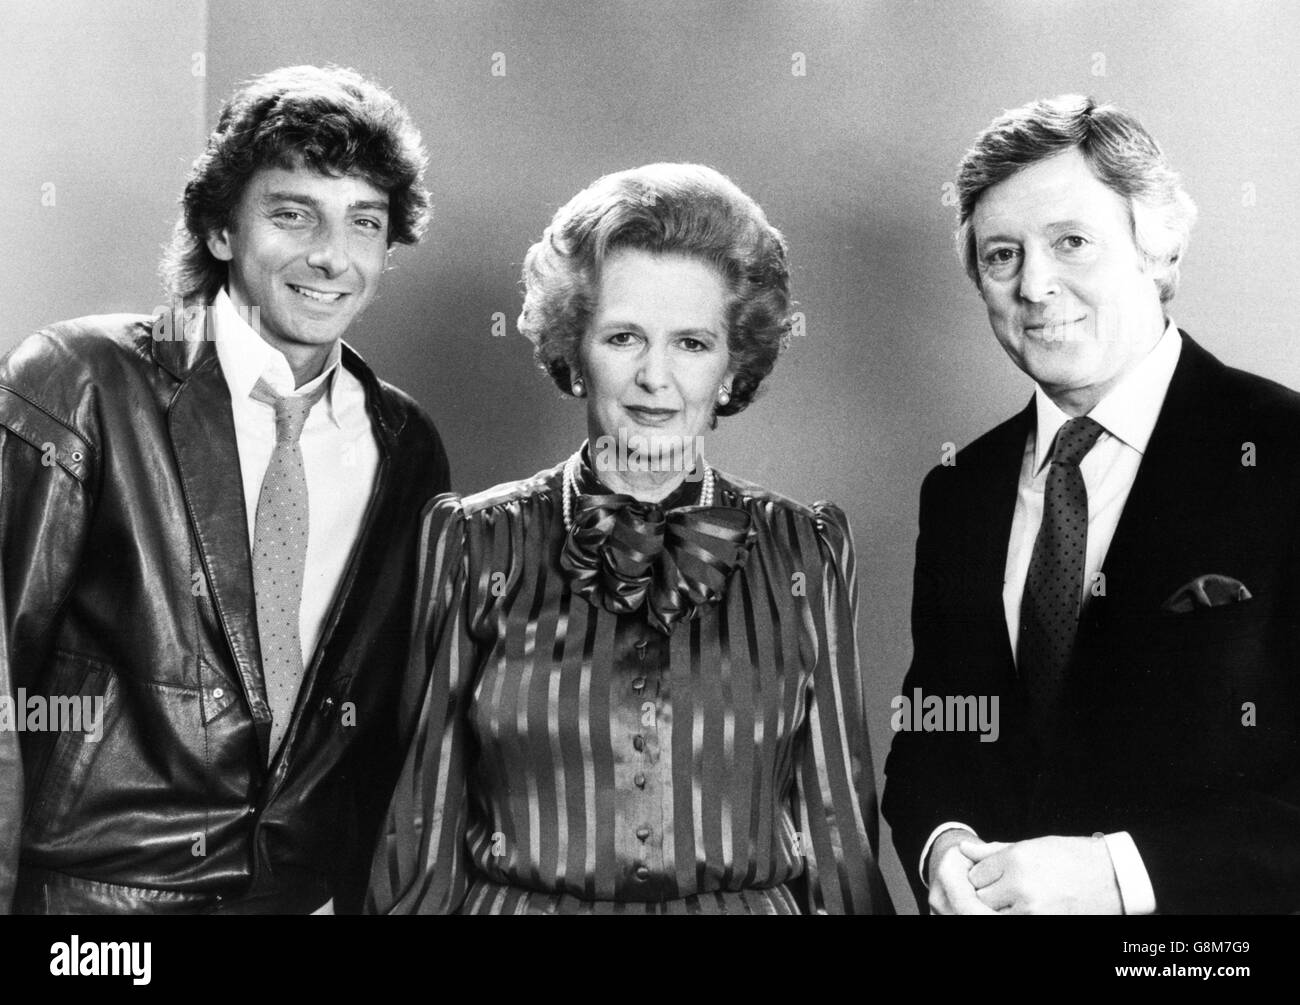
[
  {"xmin": 883, "ymin": 332, "xmax": 1300, "ymax": 914},
  {"xmin": 0, "ymin": 314, "xmax": 450, "ymax": 913}
]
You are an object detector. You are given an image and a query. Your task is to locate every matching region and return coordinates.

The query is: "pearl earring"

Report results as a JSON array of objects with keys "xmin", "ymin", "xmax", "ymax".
[
  {"xmin": 717, "ymin": 385, "xmax": 731, "ymax": 406},
  {"xmin": 571, "ymin": 378, "xmax": 585, "ymax": 397}
]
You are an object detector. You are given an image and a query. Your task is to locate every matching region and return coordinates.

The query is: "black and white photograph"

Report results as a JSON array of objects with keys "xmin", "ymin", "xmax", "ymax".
[{"xmin": 0, "ymin": 0, "xmax": 1295, "ymax": 982}]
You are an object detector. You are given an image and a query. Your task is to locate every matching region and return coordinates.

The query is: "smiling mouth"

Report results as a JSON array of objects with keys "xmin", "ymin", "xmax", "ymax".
[
  {"xmin": 288, "ymin": 283, "xmax": 347, "ymax": 304},
  {"xmin": 1024, "ymin": 316, "xmax": 1086, "ymax": 339}
]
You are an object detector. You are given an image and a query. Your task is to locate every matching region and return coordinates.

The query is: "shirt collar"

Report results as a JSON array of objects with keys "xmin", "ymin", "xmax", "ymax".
[
  {"xmin": 211, "ymin": 287, "xmax": 343, "ymax": 426},
  {"xmin": 1031, "ymin": 319, "xmax": 1182, "ymax": 475}
]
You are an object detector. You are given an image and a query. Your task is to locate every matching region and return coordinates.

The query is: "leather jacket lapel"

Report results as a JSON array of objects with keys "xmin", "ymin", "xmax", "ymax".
[
  {"xmin": 162, "ymin": 334, "xmax": 272, "ymax": 763},
  {"xmin": 294, "ymin": 345, "xmax": 393, "ymax": 675}
]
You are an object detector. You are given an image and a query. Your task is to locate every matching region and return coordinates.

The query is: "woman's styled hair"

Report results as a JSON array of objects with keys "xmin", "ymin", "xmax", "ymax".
[
  {"xmin": 955, "ymin": 94, "xmax": 1197, "ymax": 303},
  {"xmin": 159, "ymin": 64, "xmax": 430, "ymax": 304},
  {"xmin": 517, "ymin": 163, "xmax": 792, "ymax": 417}
]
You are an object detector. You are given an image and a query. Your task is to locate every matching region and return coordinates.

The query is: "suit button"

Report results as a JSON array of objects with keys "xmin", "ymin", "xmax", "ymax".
[
  {"xmin": 634, "ymin": 773, "xmax": 646, "ymax": 788},
  {"xmin": 636, "ymin": 826, "xmax": 651, "ymax": 841},
  {"xmin": 632, "ymin": 676, "xmax": 646, "ymax": 691},
  {"xmin": 212, "ymin": 687, "xmax": 224, "ymax": 699},
  {"xmin": 633, "ymin": 735, "xmax": 645, "ymax": 752},
  {"xmin": 634, "ymin": 865, "xmax": 651, "ymax": 881}
]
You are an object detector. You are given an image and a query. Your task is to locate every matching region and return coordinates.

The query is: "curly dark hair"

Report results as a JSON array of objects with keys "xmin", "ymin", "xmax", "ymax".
[
  {"xmin": 517, "ymin": 163, "xmax": 792, "ymax": 417},
  {"xmin": 160, "ymin": 64, "xmax": 430, "ymax": 304}
]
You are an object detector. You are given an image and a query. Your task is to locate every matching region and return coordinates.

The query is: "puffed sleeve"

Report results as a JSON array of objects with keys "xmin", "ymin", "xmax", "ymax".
[
  {"xmin": 366, "ymin": 494, "xmax": 476, "ymax": 914},
  {"xmin": 791, "ymin": 502, "xmax": 894, "ymax": 914}
]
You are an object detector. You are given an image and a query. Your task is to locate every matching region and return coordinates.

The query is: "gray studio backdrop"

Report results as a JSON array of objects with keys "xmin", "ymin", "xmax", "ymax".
[{"xmin": 3, "ymin": 0, "xmax": 1297, "ymax": 912}]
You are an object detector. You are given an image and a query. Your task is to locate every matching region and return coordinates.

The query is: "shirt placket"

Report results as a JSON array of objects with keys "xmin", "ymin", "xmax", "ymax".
[{"xmin": 621, "ymin": 623, "xmax": 668, "ymax": 900}]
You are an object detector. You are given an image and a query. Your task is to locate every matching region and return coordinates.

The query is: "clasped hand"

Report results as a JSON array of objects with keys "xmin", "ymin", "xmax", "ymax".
[{"xmin": 927, "ymin": 831, "xmax": 1122, "ymax": 915}]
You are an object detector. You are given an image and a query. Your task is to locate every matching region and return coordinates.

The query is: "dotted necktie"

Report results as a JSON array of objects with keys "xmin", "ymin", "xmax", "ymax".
[
  {"xmin": 1018, "ymin": 415, "xmax": 1106, "ymax": 739},
  {"xmin": 250, "ymin": 376, "xmax": 328, "ymax": 761}
]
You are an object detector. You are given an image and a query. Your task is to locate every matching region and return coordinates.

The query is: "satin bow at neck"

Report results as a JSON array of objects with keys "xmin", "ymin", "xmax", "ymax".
[{"xmin": 559, "ymin": 456, "xmax": 755, "ymax": 634}]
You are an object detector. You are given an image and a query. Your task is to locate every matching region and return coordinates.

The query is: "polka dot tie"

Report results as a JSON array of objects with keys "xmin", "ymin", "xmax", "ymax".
[
  {"xmin": 250, "ymin": 377, "xmax": 328, "ymax": 762},
  {"xmin": 1018, "ymin": 415, "xmax": 1105, "ymax": 740}
]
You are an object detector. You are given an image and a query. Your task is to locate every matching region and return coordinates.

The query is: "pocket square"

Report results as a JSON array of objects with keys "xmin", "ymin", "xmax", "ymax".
[{"xmin": 1161, "ymin": 574, "xmax": 1253, "ymax": 614}]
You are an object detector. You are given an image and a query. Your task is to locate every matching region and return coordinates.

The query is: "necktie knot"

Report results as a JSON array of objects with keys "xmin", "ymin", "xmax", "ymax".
[
  {"xmin": 1050, "ymin": 415, "xmax": 1105, "ymax": 468},
  {"xmin": 251, "ymin": 377, "xmax": 329, "ymax": 445}
]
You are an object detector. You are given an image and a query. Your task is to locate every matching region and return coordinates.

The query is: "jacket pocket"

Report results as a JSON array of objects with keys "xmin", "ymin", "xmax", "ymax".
[
  {"xmin": 198, "ymin": 656, "xmax": 239, "ymax": 726},
  {"xmin": 22, "ymin": 650, "xmax": 210, "ymax": 846},
  {"xmin": 1144, "ymin": 594, "xmax": 1264, "ymax": 657},
  {"xmin": 22, "ymin": 650, "xmax": 119, "ymax": 834}
]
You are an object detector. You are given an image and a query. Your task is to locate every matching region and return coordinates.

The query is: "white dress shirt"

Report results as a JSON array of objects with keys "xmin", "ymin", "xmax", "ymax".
[
  {"xmin": 211, "ymin": 287, "xmax": 380, "ymax": 672},
  {"xmin": 921, "ymin": 321, "xmax": 1182, "ymax": 914}
]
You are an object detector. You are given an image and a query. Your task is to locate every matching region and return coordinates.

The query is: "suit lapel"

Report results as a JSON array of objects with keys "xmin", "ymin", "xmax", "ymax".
[
  {"xmin": 975, "ymin": 401, "xmax": 1035, "ymax": 670},
  {"xmin": 1092, "ymin": 333, "xmax": 1220, "ymax": 617},
  {"xmin": 157, "ymin": 320, "xmax": 271, "ymax": 762}
]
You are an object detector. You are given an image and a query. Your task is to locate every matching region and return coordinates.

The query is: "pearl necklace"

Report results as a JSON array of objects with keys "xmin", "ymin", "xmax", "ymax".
[{"xmin": 563, "ymin": 454, "xmax": 714, "ymax": 532}]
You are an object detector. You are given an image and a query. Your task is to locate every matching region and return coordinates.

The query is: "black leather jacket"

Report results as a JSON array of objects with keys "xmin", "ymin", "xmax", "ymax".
[{"xmin": 0, "ymin": 315, "xmax": 449, "ymax": 913}]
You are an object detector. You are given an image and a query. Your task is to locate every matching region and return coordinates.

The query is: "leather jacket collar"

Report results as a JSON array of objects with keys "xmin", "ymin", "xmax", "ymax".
[{"xmin": 149, "ymin": 312, "xmax": 408, "ymax": 449}]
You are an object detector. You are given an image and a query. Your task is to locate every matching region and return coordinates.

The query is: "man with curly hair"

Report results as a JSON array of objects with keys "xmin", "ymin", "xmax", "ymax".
[{"xmin": 0, "ymin": 65, "xmax": 449, "ymax": 914}]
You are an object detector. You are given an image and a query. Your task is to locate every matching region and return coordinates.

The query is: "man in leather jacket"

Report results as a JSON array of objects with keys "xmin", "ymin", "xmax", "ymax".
[{"xmin": 0, "ymin": 65, "xmax": 450, "ymax": 914}]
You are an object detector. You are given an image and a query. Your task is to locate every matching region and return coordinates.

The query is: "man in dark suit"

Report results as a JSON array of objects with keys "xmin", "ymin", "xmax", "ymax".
[
  {"xmin": 883, "ymin": 95, "xmax": 1300, "ymax": 914},
  {"xmin": 0, "ymin": 66, "xmax": 450, "ymax": 913}
]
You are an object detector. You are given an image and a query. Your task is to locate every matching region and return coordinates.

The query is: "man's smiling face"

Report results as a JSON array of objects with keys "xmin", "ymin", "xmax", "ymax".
[
  {"xmin": 972, "ymin": 147, "xmax": 1166, "ymax": 415},
  {"xmin": 207, "ymin": 165, "xmax": 390, "ymax": 363}
]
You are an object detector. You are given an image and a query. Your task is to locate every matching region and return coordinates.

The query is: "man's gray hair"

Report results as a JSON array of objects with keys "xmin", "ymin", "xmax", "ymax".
[{"xmin": 955, "ymin": 94, "xmax": 1197, "ymax": 303}]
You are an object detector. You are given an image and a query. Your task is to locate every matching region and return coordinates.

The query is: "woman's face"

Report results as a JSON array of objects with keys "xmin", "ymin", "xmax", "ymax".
[{"xmin": 579, "ymin": 248, "xmax": 733, "ymax": 474}]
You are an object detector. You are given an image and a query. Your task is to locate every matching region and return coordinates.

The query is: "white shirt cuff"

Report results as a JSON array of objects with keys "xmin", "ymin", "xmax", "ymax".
[
  {"xmin": 1101, "ymin": 831, "xmax": 1156, "ymax": 915},
  {"xmin": 919, "ymin": 822, "xmax": 978, "ymax": 889}
]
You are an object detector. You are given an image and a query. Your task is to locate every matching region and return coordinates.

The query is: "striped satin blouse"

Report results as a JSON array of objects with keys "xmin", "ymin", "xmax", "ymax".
[{"xmin": 367, "ymin": 451, "xmax": 892, "ymax": 914}]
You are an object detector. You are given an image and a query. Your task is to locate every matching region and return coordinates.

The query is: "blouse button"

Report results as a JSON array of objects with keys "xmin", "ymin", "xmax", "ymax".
[
  {"xmin": 635, "ymin": 826, "xmax": 651, "ymax": 841},
  {"xmin": 634, "ymin": 772, "xmax": 646, "ymax": 788},
  {"xmin": 634, "ymin": 865, "xmax": 651, "ymax": 882},
  {"xmin": 633, "ymin": 735, "xmax": 645, "ymax": 752}
]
